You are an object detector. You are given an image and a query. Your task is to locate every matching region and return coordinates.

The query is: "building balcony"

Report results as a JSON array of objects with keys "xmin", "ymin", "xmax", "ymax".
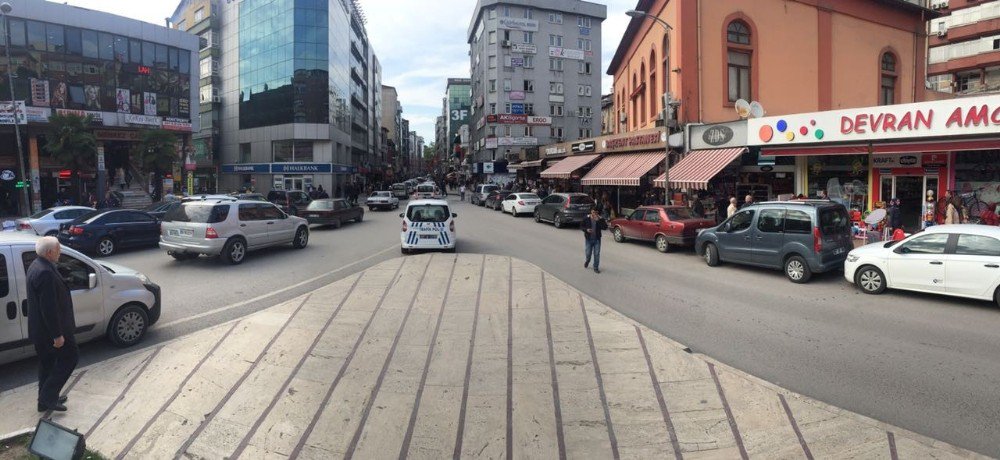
[
  {"xmin": 351, "ymin": 90, "xmax": 367, "ymax": 107},
  {"xmin": 928, "ymin": 46, "xmax": 1000, "ymax": 73}
]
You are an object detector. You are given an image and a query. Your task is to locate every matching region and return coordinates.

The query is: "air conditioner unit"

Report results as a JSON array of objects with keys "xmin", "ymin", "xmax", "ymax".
[
  {"xmin": 212, "ymin": 95, "xmax": 221, "ymax": 103},
  {"xmin": 501, "ymin": 40, "xmax": 512, "ymax": 47}
]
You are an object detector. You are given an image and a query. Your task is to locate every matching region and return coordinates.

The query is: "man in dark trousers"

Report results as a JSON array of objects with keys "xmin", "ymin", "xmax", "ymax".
[
  {"xmin": 580, "ymin": 207, "xmax": 608, "ymax": 274},
  {"xmin": 27, "ymin": 236, "xmax": 78, "ymax": 412}
]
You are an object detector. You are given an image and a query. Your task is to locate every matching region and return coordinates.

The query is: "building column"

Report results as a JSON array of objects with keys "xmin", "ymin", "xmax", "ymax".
[{"xmin": 28, "ymin": 135, "xmax": 41, "ymax": 211}]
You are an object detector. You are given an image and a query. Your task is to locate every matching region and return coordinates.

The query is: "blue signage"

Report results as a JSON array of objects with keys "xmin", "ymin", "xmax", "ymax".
[
  {"xmin": 331, "ymin": 164, "xmax": 354, "ymax": 174},
  {"xmin": 221, "ymin": 163, "xmax": 270, "ymax": 174},
  {"xmin": 579, "ymin": 27, "xmax": 590, "ymax": 36},
  {"xmin": 221, "ymin": 163, "xmax": 349, "ymax": 174},
  {"xmin": 511, "ymin": 103, "xmax": 525, "ymax": 115},
  {"xmin": 271, "ymin": 163, "xmax": 333, "ymax": 173}
]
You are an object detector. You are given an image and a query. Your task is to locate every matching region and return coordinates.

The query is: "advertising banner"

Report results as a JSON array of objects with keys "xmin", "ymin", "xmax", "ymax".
[
  {"xmin": 509, "ymin": 91, "xmax": 525, "ymax": 101},
  {"xmin": 124, "ymin": 113, "xmax": 161, "ymax": 126},
  {"xmin": 527, "ymin": 116, "xmax": 551, "ymax": 125},
  {"xmin": 509, "ymin": 57, "xmax": 524, "ymax": 67},
  {"xmin": 511, "ymin": 103, "xmax": 524, "ymax": 114},
  {"xmin": 548, "ymin": 47, "xmax": 585, "ymax": 60},
  {"xmin": 162, "ymin": 118, "xmax": 193, "ymax": 131},
  {"xmin": 143, "ymin": 92, "xmax": 157, "ymax": 116},
  {"xmin": 30, "ymin": 79, "xmax": 49, "ymax": 107},
  {"xmin": 511, "ymin": 43, "xmax": 536, "ymax": 54},
  {"xmin": 0, "ymin": 101, "xmax": 26, "ymax": 125},
  {"xmin": 116, "ymin": 88, "xmax": 130, "ymax": 113},
  {"xmin": 497, "ymin": 137, "xmax": 538, "ymax": 146},
  {"xmin": 498, "ymin": 18, "xmax": 539, "ymax": 31},
  {"xmin": 485, "ymin": 137, "xmax": 499, "ymax": 149},
  {"xmin": 23, "ymin": 106, "xmax": 50, "ymax": 123}
]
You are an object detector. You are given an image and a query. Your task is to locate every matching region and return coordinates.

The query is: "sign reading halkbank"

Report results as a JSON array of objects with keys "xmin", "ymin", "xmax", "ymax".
[{"xmin": 221, "ymin": 163, "xmax": 350, "ymax": 174}]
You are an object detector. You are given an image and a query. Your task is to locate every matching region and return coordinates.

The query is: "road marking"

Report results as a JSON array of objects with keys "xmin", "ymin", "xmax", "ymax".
[
  {"xmin": 635, "ymin": 326, "xmax": 682, "ymax": 459},
  {"xmin": 778, "ymin": 393, "xmax": 814, "ymax": 460},
  {"xmin": 579, "ymin": 294, "xmax": 619, "ymax": 459},
  {"xmin": 541, "ymin": 272, "xmax": 567, "ymax": 460},
  {"xmin": 708, "ymin": 362, "xmax": 749, "ymax": 460},
  {"xmin": 454, "ymin": 255, "xmax": 487, "ymax": 460},
  {"xmin": 155, "ymin": 244, "xmax": 397, "ymax": 330}
]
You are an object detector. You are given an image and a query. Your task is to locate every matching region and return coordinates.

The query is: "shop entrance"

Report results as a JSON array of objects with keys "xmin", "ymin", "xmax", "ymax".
[{"xmin": 880, "ymin": 175, "xmax": 937, "ymax": 233}]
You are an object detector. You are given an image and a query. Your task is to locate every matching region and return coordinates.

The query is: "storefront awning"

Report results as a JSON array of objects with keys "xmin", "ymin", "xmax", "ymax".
[
  {"xmin": 580, "ymin": 152, "xmax": 664, "ymax": 186},
  {"xmin": 507, "ymin": 163, "xmax": 523, "ymax": 171},
  {"xmin": 653, "ymin": 147, "xmax": 746, "ymax": 189},
  {"xmin": 540, "ymin": 154, "xmax": 601, "ymax": 179},
  {"xmin": 520, "ymin": 159, "xmax": 546, "ymax": 168}
]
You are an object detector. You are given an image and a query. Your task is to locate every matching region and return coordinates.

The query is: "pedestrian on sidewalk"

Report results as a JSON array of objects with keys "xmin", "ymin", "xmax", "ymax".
[
  {"xmin": 459, "ymin": 184, "xmax": 466, "ymax": 201},
  {"xmin": 727, "ymin": 197, "xmax": 738, "ymax": 219},
  {"xmin": 581, "ymin": 207, "xmax": 607, "ymax": 274},
  {"xmin": 27, "ymin": 236, "xmax": 78, "ymax": 413}
]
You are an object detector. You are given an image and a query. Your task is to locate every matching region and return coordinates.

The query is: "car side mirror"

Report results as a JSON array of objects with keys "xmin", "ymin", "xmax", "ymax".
[
  {"xmin": 399, "ymin": 213, "xmax": 405, "ymax": 218},
  {"xmin": 88, "ymin": 273, "xmax": 97, "ymax": 290},
  {"xmin": 452, "ymin": 213, "xmax": 458, "ymax": 218},
  {"xmin": 721, "ymin": 223, "xmax": 731, "ymax": 233},
  {"xmin": 895, "ymin": 246, "xmax": 910, "ymax": 254}
]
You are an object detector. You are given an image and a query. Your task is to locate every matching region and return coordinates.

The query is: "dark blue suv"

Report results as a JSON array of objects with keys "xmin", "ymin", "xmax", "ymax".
[{"xmin": 58, "ymin": 209, "xmax": 161, "ymax": 257}]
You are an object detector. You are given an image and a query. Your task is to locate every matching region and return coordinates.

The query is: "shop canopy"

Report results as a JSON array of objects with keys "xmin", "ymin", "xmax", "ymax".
[
  {"xmin": 653, "ymin": 147, "xmax": 746, "ymax": 189},
  {"xmin": 580, "ymin": 152, "xmax": 665, "ymax": 186},
  {"xmin": 519, "ymin": 159, "xmax": 546, "ymax": 168},
  {"xmin": 540, "ymin": 154, "xmax": 601, "ymax": 179}
]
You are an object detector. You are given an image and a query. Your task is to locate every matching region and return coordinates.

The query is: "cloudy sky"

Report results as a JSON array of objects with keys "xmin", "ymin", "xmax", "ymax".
[{"xmin": 54, "ymin": 0, "xmax": 636, "ymax": 142}]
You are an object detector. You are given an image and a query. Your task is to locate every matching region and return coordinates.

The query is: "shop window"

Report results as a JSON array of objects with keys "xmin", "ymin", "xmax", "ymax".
[
  {"xmin": 808, "ymin": 155, "xmax": 868, "ymax": 209},
  {"xmin": 725, "ymin": 19, "xmax": 754, "ymax": 103},
  {"xmin": 879, "ymin": 51, "xmax": 897, "ymax": 105},
  {"xmin": 81, "ymin": 29, "xmax": 98, "ymax": 58},
  {"xmin": 45, "ymin": 24, "xmax": 64, "ymax": 52},
  {"xmin": 26, "ymin": 21, "xmax": 45, "ymax": 51}
]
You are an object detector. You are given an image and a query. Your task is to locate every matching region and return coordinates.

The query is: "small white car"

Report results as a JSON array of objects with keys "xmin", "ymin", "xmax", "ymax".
[
  {"xmin": 366, "ymin": 191, "xmax": 400, "ymax": 211},
  {"xmin": 501, "ymin": 193, "xmax": 542, "ymax": 217},
  {"xmin": 845, "ymin": 224, "xmax": 1000, "ymax": 307},
  {"xmin": 0, "ymin": 233, "xmax": 161, "ymax": 365},
  {"xmin": 15, "ymin": 206, "xmax": 94, "ymax": 236},
  {"xmin": 400, "ymin": 199, "xmax": 457, "ymax": 254}
]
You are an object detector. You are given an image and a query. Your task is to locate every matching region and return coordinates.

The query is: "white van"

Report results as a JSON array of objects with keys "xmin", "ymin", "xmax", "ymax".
[
  {"xmin": 400, "ymin": 199, "xmax": 457, "ymax": 254},
  {"xmin": 0, "ymin": 234, "xmax": 161, "ymax": 365}
]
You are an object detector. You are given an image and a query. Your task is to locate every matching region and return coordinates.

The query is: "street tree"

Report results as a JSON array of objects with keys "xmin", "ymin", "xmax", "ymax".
[
  {"xmin": 133, "ymin": 129, "xmax": 178, "ymax": 200},
  {"xmin": 43, "ymin": 113, "xmax": 96, "ymax": 204}
]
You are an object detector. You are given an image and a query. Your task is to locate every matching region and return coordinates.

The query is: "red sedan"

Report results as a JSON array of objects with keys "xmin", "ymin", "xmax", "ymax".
[{"xmin": 610, "ymin": 205, "xmax": 716, "ymax": 252}]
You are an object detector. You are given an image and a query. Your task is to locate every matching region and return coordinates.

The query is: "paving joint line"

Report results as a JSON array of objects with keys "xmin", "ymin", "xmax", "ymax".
[
  {"xmin": 578, "ymin": 294, "xmax": 619, "ymax": 459},
  {"xmin": 707, "ymin": 362, "xmax": 749, "ymax": 460},
  {"xmin": 888, "ymin": 431, "xmax": 899, "ymax": 460},
  {"xmin": 541, "ymin": 271, "xmax": 567, "ymax": 460},
  {"xmin": 43, "ymin": 369, "xmax": 88, "ymax": 420},
  {"xmin": 635, "ymin": 326, "xmax": 682, "ymax": 459},
  {"xmin": 505, "ymin": 257, "xmax": 513, "ymax": 460},
  {"xmin": 778, "ymin": 393, "xmax": 814, "ymax": 460},
  {"xmin": 453, "ymin": 254, "xmax": 487, "ymax": 460},
  {"xmin": 85, "ymin": 346, "xmax": 163, "ymax": 439}
]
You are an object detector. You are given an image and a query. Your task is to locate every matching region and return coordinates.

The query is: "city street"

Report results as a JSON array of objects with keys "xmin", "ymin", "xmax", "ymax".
[{"xmin": 1, "ymin": 195, "xmax": 999, "ymax": 456}]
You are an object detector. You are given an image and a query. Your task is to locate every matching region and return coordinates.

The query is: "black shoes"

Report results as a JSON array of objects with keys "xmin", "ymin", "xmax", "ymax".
[
  {"xmin": 584, "ymin": 260, "xmax": 590, "ymax": 268},
  {"xmin": 594, "ymin": 268, "xmax": 601, "ymax": 274},
  {"xmin": 37, "ymin": 396, "xmax": 69, "ymax": 412}
]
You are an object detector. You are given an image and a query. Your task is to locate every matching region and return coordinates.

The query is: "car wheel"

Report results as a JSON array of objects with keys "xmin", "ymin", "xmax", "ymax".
[
  {"xmin": 553, "ymin": 214, "xmax": 564, "ymax": 228},
  {"xmin": 293, "ymin": 226, "xmax": 309, "ymax": 249},
  {"xmin": 655, "ymin": 235, "xmax": 670, "ymax": 253},
  {"xmin": 170, "ymin": 252, "xmax": 197, "ymax": 261},
  {"xmin": 612, "ymin": 227, "xmax": 625, "ymax": 243},
  {"xmin": 534, "ymin": 211, "xmax": 542, "ymax": 223},
  {"xmin": 855, "ymin": 265, "xmax": 886, "ymax": 294},
  {"xmin": 356, "ymin": 213, "xmax": 363, "ymax": 222},
  {"xmin": 96, "ymin": 237, "xmax": 116, "ymax": 257},
  {"xmin": 44, "ymin": 230, "xmax": 58, "ymax": 237},
  {"xmin": 784, "ymin": 255, "xmax": 812, "ymax": 283},
  {"xmin": 511, "ymin": 208, "xmax": 518, "ymax": 217},
  {"xmin": 222, "ymin": 238, "xmax": 247, "ymax": 265},
  {"xmin": 107, "ymin": 304, "xmax": 148, "ymax": 347},
  {"xmin": 704, "ymin": 243, "xmax": 720, "ymax": 267},
  {"xmin": 369, "ymin": 207, "xmax": 374, "ymax": 212},
  {"xmin": 333, "ymin": 219, "xmax": 342, "ymax": 229}
]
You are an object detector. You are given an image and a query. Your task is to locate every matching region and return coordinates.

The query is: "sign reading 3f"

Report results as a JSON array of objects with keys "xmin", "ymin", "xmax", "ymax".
[{"xmin": 451, "ymin": 109, "xmax": 468, "ymax": 121}]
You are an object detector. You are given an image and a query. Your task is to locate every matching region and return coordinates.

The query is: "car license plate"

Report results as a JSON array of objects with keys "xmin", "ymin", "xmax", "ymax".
[
  {"xmin": 419, "ymin": 234, "xmax": 437, "ymax": 239},
  {"xmin": 833, "ymin": 247, "xmax": 846, "ymax": 255},
  {"xmin": 169, "ymin": 229, "xmax": 193, "ymax": 237},
  {"xmin": 309, "ymin": 214, "xmax": 320, "ymax": 217}
]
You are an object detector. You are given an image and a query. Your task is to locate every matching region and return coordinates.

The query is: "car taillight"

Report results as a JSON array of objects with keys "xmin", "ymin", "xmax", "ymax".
[
  {"xmin": 564, "ymin": 200, "xmax": 571, "ymax": 209},
  {"xmin": 18, "ymin": 223, "xmax": 31, "ymax": 230},
  {"xmin": 449, "ymin": 221, "xmax": 455, "ymax": 232},
  {"xmin": 402, "ymin": 221, "xmax": 408, "ymax": 232},
  {"xmin": 813, "ymin": 227, "xmax": 822, "ymax": 253},
  {"xmin": 68, "ymin": 226, "xmax": 84, "ymax": 236},
  {"xmin": 517, "ymin": 200, "xmax": 525, "ymax": 206},
  {"xmin": 206, "ymin": 227, "xmax": 219, "ymax": 239}
]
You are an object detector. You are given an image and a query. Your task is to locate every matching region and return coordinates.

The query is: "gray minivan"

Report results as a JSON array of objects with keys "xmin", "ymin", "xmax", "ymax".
[{"xmin": 695, "ymin": 200, "xmax": 853, "ymax": 283}]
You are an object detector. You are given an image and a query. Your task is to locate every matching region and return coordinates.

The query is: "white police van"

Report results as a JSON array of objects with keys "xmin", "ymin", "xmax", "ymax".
[{"xmin": 400, "ymin": 199, "xmax": 457, "ymax": 254}]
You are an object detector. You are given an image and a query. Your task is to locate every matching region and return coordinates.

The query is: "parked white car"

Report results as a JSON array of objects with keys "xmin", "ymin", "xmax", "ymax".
[
  {"xmin": 501, "ymin": 193, "xmax": 542, "ymax": 217},
  {"xmin": 15, "ymin": 206, "xmax": 94, "ymax": 236},
  {"xmin": 845, "ymin": 224, "xmax": 1000, "ymax": 306},
  {"xmin": 0, "ymin": 234, "xmax": 161, "ymax": 365},
  {"xmin": 366, "ymin": 191, "xmax": 400, "ymax": 211},
  {"xmin": 400, "ymin": 199, "xmax": 456, "ymax": 254}
]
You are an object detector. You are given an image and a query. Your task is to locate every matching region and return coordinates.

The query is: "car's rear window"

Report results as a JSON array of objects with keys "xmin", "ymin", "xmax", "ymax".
[
  {"xmin": 518, "ymin": 194, "xmax": 540, "ymax": 200},
  {"xmin": 482, "ymin": 185, "xmax": 498, "ymax": 192},
  {"xmin": 818, "ymin": 207, "xmax": 849, "ymax": 235},
  {"xmin": 308, "ymin": 201, "xmax": 335, "ymax": 210},
  {"xmin": 374, "ymin": 191, "xmax": 391, "ymax": 197},
  {"xmin": 665, "ymin": 208, "xmax": 692, "ymax": 220},
  {"xmin": 407, "ymin": 204, "xmax": 450, "ymax": 223},
  {"xmin": 569, "ymin": 195, "xmax": 595, "ymax": 205},
  {"xmin": 417, "ymin": 185, "xmax": 435, "ymax": 192},
  {"xmin": 74, "ymin": 210, "xmax": 101, "ymax": 224},
  {"xmin": 164, "ymin": 204, "xmax": 230, "ymax": 223}
]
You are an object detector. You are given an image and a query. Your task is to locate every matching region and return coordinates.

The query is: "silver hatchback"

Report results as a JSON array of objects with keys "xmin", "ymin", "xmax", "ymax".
[{"xmin": 159, "ymin": 199, "xmax": 310, "ymax": 264}]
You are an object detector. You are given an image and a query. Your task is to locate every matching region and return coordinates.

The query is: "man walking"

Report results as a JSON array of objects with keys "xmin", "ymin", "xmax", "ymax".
[
  {"xmin": 27, "ymin": 237, "xmax": 78, "ymax": 412},
  {"xmin": 581, "ymin": 208, "xmax": 607, "ymax": 274}
]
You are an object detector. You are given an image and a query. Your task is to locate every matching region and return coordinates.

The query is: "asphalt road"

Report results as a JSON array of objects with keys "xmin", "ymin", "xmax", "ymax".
[{"xmin": 2, "ymin": 195, "xmax": 998, "ymax": 456}]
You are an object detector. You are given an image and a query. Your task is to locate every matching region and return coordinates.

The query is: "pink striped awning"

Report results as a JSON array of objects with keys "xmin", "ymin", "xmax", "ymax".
[
  {"xmin": 540, "ymin": 154, "xmax": 601, "ymax": 179},
  {"xmin": 653, "ymin": 147, "xmax": 746, "ymax": 189},
  {"xmin": 580, "ymin": 152, "xmax": 665, "ymax": 186}
]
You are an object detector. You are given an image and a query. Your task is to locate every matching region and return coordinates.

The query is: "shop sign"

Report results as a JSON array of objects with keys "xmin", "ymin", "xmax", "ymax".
[
  {"xmin": 509, "ymin": 57, "xmax": 524, "ymax": 67},
  {"xmin": 601, "ymin": 132, "xmax": 665, "ymax": 150},
  {"xmin": 330, "ymin": 164, "xmax": 354, "ymax": 174},
  {"xmin": 872, "ymin": 154, "xmax": 921, "ymax": 168},
  {"xmin": 579, "ymin": 27, "xmax": 590, "ymax": 36},
  {"xmin": 511, "ymin": 103, "xmax": 525, "ymax": 114},
  {"xmin": 572, "ymin": 140, "xmax": 595, "ymax": 153},
  {"xmin": 56, "ymin": 108, "xmax": 103, "ymax": 124},
  {"xmin": 485, "ymin": 137, "xmax": 499, "ymax": 149},
  {"xmin": 493, "ymin": 114, "xmax": 526, "ymax": 124},
  {"xmin": 689, "ymin": 121, "xmax": 747, "ymax": 150},
  {"xmin": 0, "ymin": 170, "xmax": 15, "ymax": 181},
  {"xmin": 922, "ymin": 153, "xmax": 947, "ymax": 167},
  {"xmin": 527, "ymin": 116, "xmax": 551, "ymax": 125},
  {"xmin": 483, "ymin": 162, "xmax": 495, "ymax": 174},
  {"xmin": 271, "ymin": 163, "xmax": 333, "ymax": 173},
  {"xmin": 509, "ymin": 91, "xmax": 525, "ymax": 101},
  {"xmin": 544, "ymin": 145, "xmax": 567, "ymax": 156},
  {"xmin": 548, "ymin": 47, "xmax": 585, "ymax": 60},
  {"xmin": 30, "ymin": 79, "xmax": 49, "ymax": 106},
  {"xmin": 221, "ymin": 163, "xmax": 270, "ymax": 174},
  {"xmin": 497, "ymin": 137, "xmax": 538, "ymax": 146},
  {"xmin": 94, "ymin": 129, "xmax": 141, "ymax": 141},
  {"xmin": 498, "ymin": 17, "xmax": 539, "ymax": 31},
  {"xmin": 749, "ymin": 94, "xmax": 1000, "ymax": 146},
  {"xmin": 511, "ymin": 43, "xmax": 536, "ymax": 54},
  {"xmin": 124, "ymin": 113, "xmax": 161, "ymax": 126},
  {"xmin": 162, "ymin": 118, "xmax": 193, "ymax": 132},
  {"xmin": 0, "ymin": 101, "xmax": 26, "ymax": 125},
  {"xmin": 143, "ymin": 92, "xmax": 157, "ymax": 116},
  {"xmin": 24, "ymin": 106, "xmax": 50, "ymax": 123}
]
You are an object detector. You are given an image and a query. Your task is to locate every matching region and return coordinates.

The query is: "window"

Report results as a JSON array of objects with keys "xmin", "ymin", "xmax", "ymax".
[
  {"xmin": 549, "ymin": 82, "xmax": 563, "ymax": 94},
  {"xmin": 489, "ymin": 79, "xmax": 496, "ymax": 92},
  {"xmin": 408, "ymin": 204, "xmax": 451, "ymax": 223},
  {"xmin": 489, "ymin": 30, "xmax": 497, "ymax": 44},
  {"xmin": 579, "ymin": 17, "xmax": 592, "ymax": 28},
  {"xmin": 524, "ymin": 8, "xmax": 533, "ymax": 19},
  {"xmin": 955, "ymin": 234, "xmax": 1000, "ymax": 256},
  {"xmin": 503, "ymin": 78, "xmax": 512, "ymax": 91},
  {"xmin": 194, "ymin": 7, "xmax": 205, "ymax": 22},
  {"xmin": 729, "ymin": 210, "xmax": 755, "ymax": 232},
  {"xmin": 176, "ymin": 19, "xmax": 186, "ymax": 31},
  {"xmin": 26, "ymin": 21, "xmax": 45, "ymax": 51},
  {"xmin": 239, "ymin": 204, "xmax": 262, "ymax": 221},
  {"xmin": 21, "ymin": 252, "xmax": 96, "ymax": 292},
  {"xmin": 784, "ymin": 210, "xmax": 812, "ymax": 234},
  {"xmin": 523, "ymin": 80, "xmax": 534, "ymax": 92},
  {"xmin": 880, "ymin": 52, "xmax": 897, "ymax": 105},
  {"xmin": 629, "ymin": 210, "xmax": 646, "ymax": 220},
  {"xmin": 489, "ymin": 126, "xmax": 497, "ymax": 136},
  {"xmin": 549, "ymin": 34, "xmax": 563, "ymax": 46},
  {"xmin": 523, "ymin": 56, "xmax": 534, "ymax": 68},
  {"xmin": 45, "ymin": 24, "xmax": 64, "ymax": 52},
  {"xmin": 8, "ymin": 19, "xmax": 25, "ymax": 47},
  {"xmin": 489, "ymin": 55, "xmax": 497, "ymax": 68},
  {"xmin": 489, "ymin": 102, "xmax": 497, "ymax": 114},
  {"xmin": 579, "ymin": 61, "xmax": 591, "ymax": 74},
  {"xmin": 155, "ymin": 43, "xmax": 168, "ymax": 69},
  {"xmin": 727, "ymin": 51, "xmax": 751, "ymax": 102},
  {"xmin": 524, "ymin": 103, "xmax": 534, "ymax": 115},
  {"xmin": 899, "ymin": 233, "xmax": 949, "ymax": 254},
  {"xmin": 578, "ymin": 39, "xmax": 591, "ymax": 51},
  {"xmin": 549, "ymin": 58, "xmax": 563, "ymax": 71},
  {"xmin": 488, "ymin": 8, "xmax": 496, "ymax": 19},
  {"xmin": 114, "ymin": 35, "xmax": 128, "ymax": 62},
  {"xmin": 502, "ymin": 5, "xmax": 510, "ymax": 16},
  {"xmin": 957, "ymin": 72, "xmax": 980, "ymax": 92},
  {"xmin": 649, "ymin": 49, "xmax": 658, "ymax": 119},
  {"xmin": 504, "ymin": 102, "xmax": 512, "ymax": 113},
  {"xmin": 548, "ymin": 13, "xmax": 563, "ymax": 24},
  {"xmin": 578, "ymin": 85, "xmax": 592, "ymax": 96},
  {"xmin": 579, "ymin": 128, "xmax": 592, "ymax": 138},
  {"xmin": 757, "ymin": 209, "xmax": 785, "ymax": 233},
  {"xmin": 504, "ymin": 125, "xmax": 513, "ymax": 136},
  {"xmin": 239, "ymin": 143, "xmax": 251, "ymax": 163},
  {"xmin": 550, "ymin": 104, "xmax": 563, "ymax": 116},
  {"xmin": 503, "ymin": 30, "xmax": 511, "ymax": 41},
  {"xmin": 727, "ymin": 21, "xmax": 751, "ymax": 44},
  {"xmin": 261, "ymin": 205, "xmax": 284, "ymax": 220},
  {"xmin": 142, "ymin": 41, "xmax": 154, "ymax": 66},
  {"xmin": 130, "ymin": 38, "xmax": 142, "ymax": 63},
  {"xmin": 525, "ymin": 125, "xmax": 534, "ymax": 136},
  {"xmin": 99, "ymin": 33, "xmax": 114, "ymax": 61},
  {"xmin": 524, "ymin": 32, "xmax": 534, "ymax": 44},
  {"xmin": 552, "ymin": 126, "xmax": 564, "ymax": 138}
]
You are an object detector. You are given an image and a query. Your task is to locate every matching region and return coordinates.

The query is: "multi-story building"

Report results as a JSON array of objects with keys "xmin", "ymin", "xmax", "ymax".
[
  {"xmin": 370, "ymin": 53, "xmax": 382, "ymax": 182},
  {"xmin": 171, "ymin": 0, "xmax": 220, "ymax": 193},
  {"xmin": 927, "ymin": 0, "xmax": 1000, "ymax": 95},
  {"xmin": 0, "ymin": 0, "xmax": 199, "ymax": 215},
  {"xmin": 466, "ymin": 0, "xmax": 607, "ymax": 171},
  {"xmin": 214, "ymin": 0, "xmax": 380, "ymax": 194},
  {"xmin": 435, "ymin": 114, "xmax": 447, "ymax": 165},
  {"xmin": 380, "ymin": 85, "xmax": 400, "ymax": 178},
  {"xmin": 445, "ymin": 78, "xmax": 471, "ymax": 166},
  {"xmin": 600, "ymin": 93, "xmax": 613, "ymax": 134},
  {"xmin": 400, "ymin": 118, "xmax": 410, "ymax": 175}
]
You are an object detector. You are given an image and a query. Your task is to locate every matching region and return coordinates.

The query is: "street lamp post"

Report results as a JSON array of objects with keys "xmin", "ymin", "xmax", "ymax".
[
  {"xmin": 626, "ymin": 9, "xmax": 674, "ymax": 205},
  {"xmin": 1, "ymin": 2, "xmax": 31, "ymax": 215}
]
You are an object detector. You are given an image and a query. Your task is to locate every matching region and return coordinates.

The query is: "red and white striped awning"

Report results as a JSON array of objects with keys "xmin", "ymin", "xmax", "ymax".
[
  {"xmin": 580, "ymin": 152, "xmax": 664, "ymax": 186},
  {"xmin": 653, "ymin": 147, "xmax": 746, "ymax": 189},
  {"xmin": 540, "ymin": 154, "xmax": 601, "ymax": 179}
]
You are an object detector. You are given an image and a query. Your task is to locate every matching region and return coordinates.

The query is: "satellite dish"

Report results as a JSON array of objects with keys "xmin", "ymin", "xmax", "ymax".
[
  {"xmin": 749, "ymin": 101, "xmax": 765, "ymax": 119},
  {"xmin": 735, "ymin": 99, "xmax": 751, "ymax": 119}
]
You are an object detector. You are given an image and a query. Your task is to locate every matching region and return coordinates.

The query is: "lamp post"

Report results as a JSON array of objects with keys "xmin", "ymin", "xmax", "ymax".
[
  {"xmin": 625, "ymin": 9, "xmax": 675, "ymax": 205},
  {"xmin": 1, "ymin": 2, "xmax": 31, "ymax": 215}
]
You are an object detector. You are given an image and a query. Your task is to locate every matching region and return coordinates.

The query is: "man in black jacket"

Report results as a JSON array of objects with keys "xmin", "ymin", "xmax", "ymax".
[
  {"xmin": 580, "ymin": 208, "xmax": 608, "ymax": 274},
  {"xmin": 27, "ymin": 236, "xmax": 78, "ymax": 412}
]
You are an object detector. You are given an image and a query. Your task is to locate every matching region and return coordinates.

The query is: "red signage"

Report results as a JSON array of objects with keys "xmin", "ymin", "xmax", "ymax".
[
  {"xmin": 490, "ymin": 114, "xmax": 527, "ymax": 124},
  {"xmin": 922, "ymin": 153, "xmax": 947, "ymax": 167},
  {"xmin": 602, "ymin": 132, "xmax": 662, "ymax": 149},
  {"xmin": 137, "ymin": 65, "xmax": 151, "ymax": 75}
]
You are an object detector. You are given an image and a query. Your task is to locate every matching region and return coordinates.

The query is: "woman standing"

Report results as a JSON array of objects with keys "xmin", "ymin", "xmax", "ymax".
[{"xmin": 945, "ymin": 196, "xmax": 962, "ymax": 225}]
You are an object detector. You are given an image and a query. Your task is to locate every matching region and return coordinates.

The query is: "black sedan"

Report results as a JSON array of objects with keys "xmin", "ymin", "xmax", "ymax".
[
  {"xmin": 58, "ymin": 209, "xmax": 161, "ymax": 257},
  {"xmin": 483, "ymin": 190, "xmax": 512, "ymax": 211}
]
